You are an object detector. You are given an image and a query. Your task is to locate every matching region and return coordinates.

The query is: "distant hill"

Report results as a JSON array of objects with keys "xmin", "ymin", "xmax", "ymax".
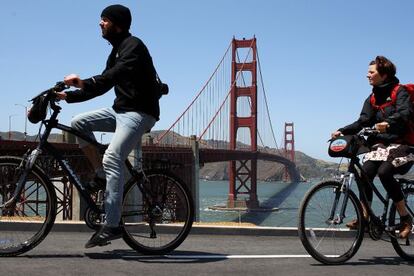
[
  {"xmin": 151, "ymin": 131, "xmax": 340, "ymax": 181},
  {"xmin": 0, "ymin": 131, "xmax": 64, "ymax": 142},
  {"xmin": 198, "ymin": 150, "xmax": 339, "ymax": 181}
]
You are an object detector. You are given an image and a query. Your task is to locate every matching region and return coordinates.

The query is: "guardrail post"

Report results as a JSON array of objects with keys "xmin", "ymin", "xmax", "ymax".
[{"xmin": 190, "ymin": 135, "xmax": 200, "ymax": 221}]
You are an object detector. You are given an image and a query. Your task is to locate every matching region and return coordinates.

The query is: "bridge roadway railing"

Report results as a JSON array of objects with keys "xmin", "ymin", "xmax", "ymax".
[
  {"xmin": 0, "ymin": 140, "xmax": 92, "ymax": 220},
  {"xmin": 0, "ymin": 139, "xmax": 299, "ymax": 221},
  {"xmin": 0, "ymin": 140, "xmax": 196, "ymax": 221}
]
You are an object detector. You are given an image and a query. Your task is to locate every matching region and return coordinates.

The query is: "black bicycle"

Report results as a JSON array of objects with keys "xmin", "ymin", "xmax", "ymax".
[
  {"xmin": 298, "ymin": 128, "xmax": 414, "ymax": 264},
  {"xmin": 0, "ymin": 82, "xmax": 194, "ymax": 256}
]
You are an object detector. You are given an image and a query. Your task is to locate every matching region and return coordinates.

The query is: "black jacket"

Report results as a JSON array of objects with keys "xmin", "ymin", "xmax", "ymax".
[
  {"xmin": 339, "ymin": 77, "xmax": 413, "ymax": 144},
  {"xmin": 66, "ymin": 32, "xmax": 160, "ymax": 120}
]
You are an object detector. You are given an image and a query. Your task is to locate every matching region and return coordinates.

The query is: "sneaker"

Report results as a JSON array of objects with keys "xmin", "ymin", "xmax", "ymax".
[
  {"xmin": 399, "ymin": 215, "xmax": 413, "ymax": 239},
  {"xmin": 85, "ymin": 226, "xmax": 123, "ymax": 248},
  {"xmin": 84, "ymin": 175, "xmax": 106, "ymax": 193}
]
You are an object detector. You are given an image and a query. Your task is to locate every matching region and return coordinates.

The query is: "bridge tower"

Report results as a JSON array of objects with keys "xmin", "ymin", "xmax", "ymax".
[
  {"xmin": 228, "ymin": 37, "xmax": 259, "ymax": 208},
  {"xmin": 283, "ymin": 122, "xmax": 295, "ymax": 181}
]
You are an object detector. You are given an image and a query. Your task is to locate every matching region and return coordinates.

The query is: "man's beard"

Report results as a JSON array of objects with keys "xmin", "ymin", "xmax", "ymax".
[{"xmin": 101, "ymin": 24, "xmax": 118, "ymax": 40}]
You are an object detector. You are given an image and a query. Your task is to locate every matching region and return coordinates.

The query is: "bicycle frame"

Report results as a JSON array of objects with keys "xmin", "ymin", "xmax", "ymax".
[
  {"xmin": 0, "ymin": 84, "xmax": 196, "ymax": 257},
  {"xmin": 7, "ymin": 100, "xmax": 142, "ymax": 215},
  {"xmin": 336, "ymin": 155, "xmax": 414, "ymax": 228},
  {"xmin": 39, "ymin": 125, "xmax": 102, "ymax": 214},
  {"xmin": 327, "ymin": 172, "xmax": 355, "ymax": 224},
  {"xmin": 299, "ymin": 131, "xmax": 414, "ymax": 264}
]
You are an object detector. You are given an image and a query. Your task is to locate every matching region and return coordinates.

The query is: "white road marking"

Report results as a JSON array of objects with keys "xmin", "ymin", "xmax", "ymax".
[{"xmin": 164, "ymin": 254, "xmax": 313, "ymax": 259}]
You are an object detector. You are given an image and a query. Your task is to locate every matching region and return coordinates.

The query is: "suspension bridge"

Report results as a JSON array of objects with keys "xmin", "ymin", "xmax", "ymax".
[
  {"xmin": 144, "ymin": 36, "xmax": 300, "ymax": 209},
  {"xmin": 0, "ymin": 37, "xmax": 300, "ymax": 220}
]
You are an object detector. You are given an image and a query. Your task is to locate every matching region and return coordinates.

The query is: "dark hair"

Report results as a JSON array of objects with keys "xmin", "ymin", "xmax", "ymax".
[{"xmin": 369, "ymin": 56, "xmax": 396, "ymax": 79}]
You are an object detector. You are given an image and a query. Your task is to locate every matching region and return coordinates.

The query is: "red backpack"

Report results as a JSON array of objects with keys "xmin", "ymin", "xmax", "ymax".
[{"xmin": 370, "ymin": 84, "xmax": 414, "ymax": 145}]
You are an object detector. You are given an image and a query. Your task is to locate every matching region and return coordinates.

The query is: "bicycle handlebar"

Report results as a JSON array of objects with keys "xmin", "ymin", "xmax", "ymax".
[
  {"xmin": 30, "ymin": 81, "xmax": 69, "ymax": 102},
  {"xmin": 357, "ymin": 127, "xmax": 379, "ymax": 136},
  {"xmin": 329, "ymin": 127, "xmax": 379, "ymax": 143}
]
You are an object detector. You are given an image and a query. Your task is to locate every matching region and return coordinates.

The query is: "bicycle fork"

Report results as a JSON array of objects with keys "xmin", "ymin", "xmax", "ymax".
[
  {"xmin": 0, "ymin": 148, "xmax": 42, "ymax": 209},
  {"xmin": 327, "ymin": 174, "xmax": 355, "ymax": 225}
]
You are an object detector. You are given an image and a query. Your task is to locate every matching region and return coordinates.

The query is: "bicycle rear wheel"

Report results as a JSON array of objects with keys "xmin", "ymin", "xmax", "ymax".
[
  {"xmin": 0, "ymin": 156, "xmax": 57, "ymax": 256},
  {"xmin": 390, "ymin": 188, "xmax": 414, "ymax": 261},
  {"xmin": 298, "ymin": 181, "xmax": 364, "ymax": 264},
  {"xmin": 121, "ymin": 169, "xmax": 194, "ymax": 255}
]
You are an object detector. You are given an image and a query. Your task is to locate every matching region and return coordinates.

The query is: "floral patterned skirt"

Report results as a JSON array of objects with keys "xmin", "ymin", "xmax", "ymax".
[{"xmin": 363, "ymin": 144, "xmax": 414, "ymax": 167}]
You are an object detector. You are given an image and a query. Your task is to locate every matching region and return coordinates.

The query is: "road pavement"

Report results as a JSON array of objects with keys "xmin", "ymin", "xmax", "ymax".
[{"xmin": 1, "ymin": 229, "xmax": 414, "ymax": 276}]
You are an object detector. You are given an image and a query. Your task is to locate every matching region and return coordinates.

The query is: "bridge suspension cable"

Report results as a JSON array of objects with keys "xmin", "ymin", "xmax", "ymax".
[
  {"xmin": 154, "ymin": 41, "xmax": 232, "ymax": 147},
  {"xmin": 154, "ymin": 38, "xmax": 284, "ymax": 156},
  {"xmin": 256, "ymin": 47, "xmax": 283, "ymax": 155},
  {"xmin": 197, "ymin": 39, "xmax": 255, "ymax": 144}
]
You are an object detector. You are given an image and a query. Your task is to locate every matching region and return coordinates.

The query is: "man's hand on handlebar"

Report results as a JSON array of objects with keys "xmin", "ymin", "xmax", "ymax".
[
  {"xmin": 64, "ymin": 74, "xmax": 84, "ymax": 89},
  {"xmin": 55, "ymin": 91, "xmax": 67, "ymax": 101},
  {"xmin": 55, "ymin": 74, "xmax": 85, "ymax": 101}
]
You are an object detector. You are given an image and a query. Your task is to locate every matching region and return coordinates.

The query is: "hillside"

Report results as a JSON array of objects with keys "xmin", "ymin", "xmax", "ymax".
[
  {"xmin": 0, "ymin": 131, "xmax": 65, "ymax": 142},
  {"xmin": 199, "ymin": 150, "xmax": 339, "ymax": 181},
  {"xmin": 150, "ymin": 130, "xmax": 340, "ymax": 181}
]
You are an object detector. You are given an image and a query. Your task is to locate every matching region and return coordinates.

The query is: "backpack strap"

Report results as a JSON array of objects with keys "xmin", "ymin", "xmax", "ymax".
[{"xmin": 370, "ymin": 84, "xmax": 400, "ymax": 111}]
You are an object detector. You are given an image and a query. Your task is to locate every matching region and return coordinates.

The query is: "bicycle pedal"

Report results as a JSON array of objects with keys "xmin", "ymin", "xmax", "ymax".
[{"xmin": 385, "ymin": 225, "xmax": 397, "ymax": 232}]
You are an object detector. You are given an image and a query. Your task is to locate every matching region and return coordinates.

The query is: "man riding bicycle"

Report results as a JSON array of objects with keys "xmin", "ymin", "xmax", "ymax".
[{"xmin": 56, "ymin": 4, "xmax": 160, "ymax": 248}]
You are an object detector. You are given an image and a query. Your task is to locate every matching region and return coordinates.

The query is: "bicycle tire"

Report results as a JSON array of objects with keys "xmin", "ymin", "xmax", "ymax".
[
  {"xmin": 390, "ymin": 187, "xmax": 414, "ymax": 261},
  {"xmin": 121, "ymin": 169, "xmax": 194, "ymax": 255},
  {"xmin": 298, "ymin": 180, "xmax": 364, "ymax": 264},
  {"xmin": 0, "ymin": 156, "xmax": 57, "ymax": 256}
]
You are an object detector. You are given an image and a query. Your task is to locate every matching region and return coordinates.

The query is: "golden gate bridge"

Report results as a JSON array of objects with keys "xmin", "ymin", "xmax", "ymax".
[
  {"xmin": 0, "ymin": 37, "xmax": 300, "ymax": 220},
  {"xmin": 152, "ymin": 37, "xmax": 299, "ymax": 209}
]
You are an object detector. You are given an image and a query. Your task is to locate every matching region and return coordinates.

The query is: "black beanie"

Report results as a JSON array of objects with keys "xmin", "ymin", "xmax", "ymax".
[{"xmin": 101, "ymin": 4, "xmax": 132, "ymax": 31}]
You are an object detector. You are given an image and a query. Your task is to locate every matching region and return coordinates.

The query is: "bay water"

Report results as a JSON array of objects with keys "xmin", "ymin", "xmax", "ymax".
[{"xmin": 199, "ymin": 179, "xmax": 387, "ymax": 227}]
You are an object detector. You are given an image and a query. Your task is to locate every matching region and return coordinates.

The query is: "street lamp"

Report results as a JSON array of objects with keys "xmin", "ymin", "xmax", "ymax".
[
  {"xmin": 8, "ymin": 114, "xmax": 18, "ymax": 140},
  {"xmin": 100, "ymin": 133, "xmax": 106, "ymax": 144},
  {"xmin": 15, "ymin": 104, "xmax": 28, "ymax": 140}
]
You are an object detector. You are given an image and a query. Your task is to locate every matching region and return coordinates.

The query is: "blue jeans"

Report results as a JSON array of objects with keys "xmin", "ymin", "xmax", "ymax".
[{"xmin": 71, "ymin": 107, "xmax": 156, "ymax": 227}]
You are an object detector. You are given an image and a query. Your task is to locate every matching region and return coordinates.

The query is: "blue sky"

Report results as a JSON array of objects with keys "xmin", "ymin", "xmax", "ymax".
[{"xmin": 1, "ymin": 0, "xmax": 414, "ymax": 161}]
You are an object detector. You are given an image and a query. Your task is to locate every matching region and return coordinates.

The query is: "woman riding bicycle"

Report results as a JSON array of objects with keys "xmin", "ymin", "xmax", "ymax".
[{"xmin": 332, "ymin": 55, "xmax": 414, "ymax": 239}]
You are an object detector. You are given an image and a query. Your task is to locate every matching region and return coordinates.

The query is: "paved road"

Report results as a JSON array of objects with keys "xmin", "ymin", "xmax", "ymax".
[{"xmin": 1, "ymin": 230, "xmax": 414, "ymax": 276}]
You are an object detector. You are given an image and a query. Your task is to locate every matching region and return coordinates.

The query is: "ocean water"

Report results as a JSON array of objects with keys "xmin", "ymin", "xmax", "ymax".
[
  {"xmin": 199, "ymin": 180, "xmax": 310, "ymax": 227},
  {"xmin": 198, "ymin": 179, "xmax": 388, "ymax": 227}
]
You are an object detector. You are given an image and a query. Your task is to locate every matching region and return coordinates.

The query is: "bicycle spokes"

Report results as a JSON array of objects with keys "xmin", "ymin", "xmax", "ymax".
[
  {"xmin": 0, "ymin": 157, "xmax": 57, "ymax": 257},
  {"xmin": 298, "ymin": 181, "xmax": 364, "ymax": 264},
  {"xmin": 121, "ymin": 171, "xmax": 194, "ymax": 255}
]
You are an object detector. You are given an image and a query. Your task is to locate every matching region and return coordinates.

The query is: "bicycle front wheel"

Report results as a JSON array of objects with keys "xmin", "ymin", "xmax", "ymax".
[
  {"xmin": 0, "ymin": 156, "xmax": 57, "ymax": 256},
  {"xmin": 121, "ymin": 169, "xmax": 194, "ymax": 255},
  {"xmin": 390, "ymin": 188, "xmax": 414, "ymax": 261},
  {"xmin": 298, "ymin": 181, "xmax": 364, "ymax": 264}
]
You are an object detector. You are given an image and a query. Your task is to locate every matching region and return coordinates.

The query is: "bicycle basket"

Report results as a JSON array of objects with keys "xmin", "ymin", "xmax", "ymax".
[
  {"xmin": 28, "ymin": 93, "xmax": 51, "ymax": 124},
  {"xmin": 328, "ymin": 135, "xmax": 357, "ymax": 158}
]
